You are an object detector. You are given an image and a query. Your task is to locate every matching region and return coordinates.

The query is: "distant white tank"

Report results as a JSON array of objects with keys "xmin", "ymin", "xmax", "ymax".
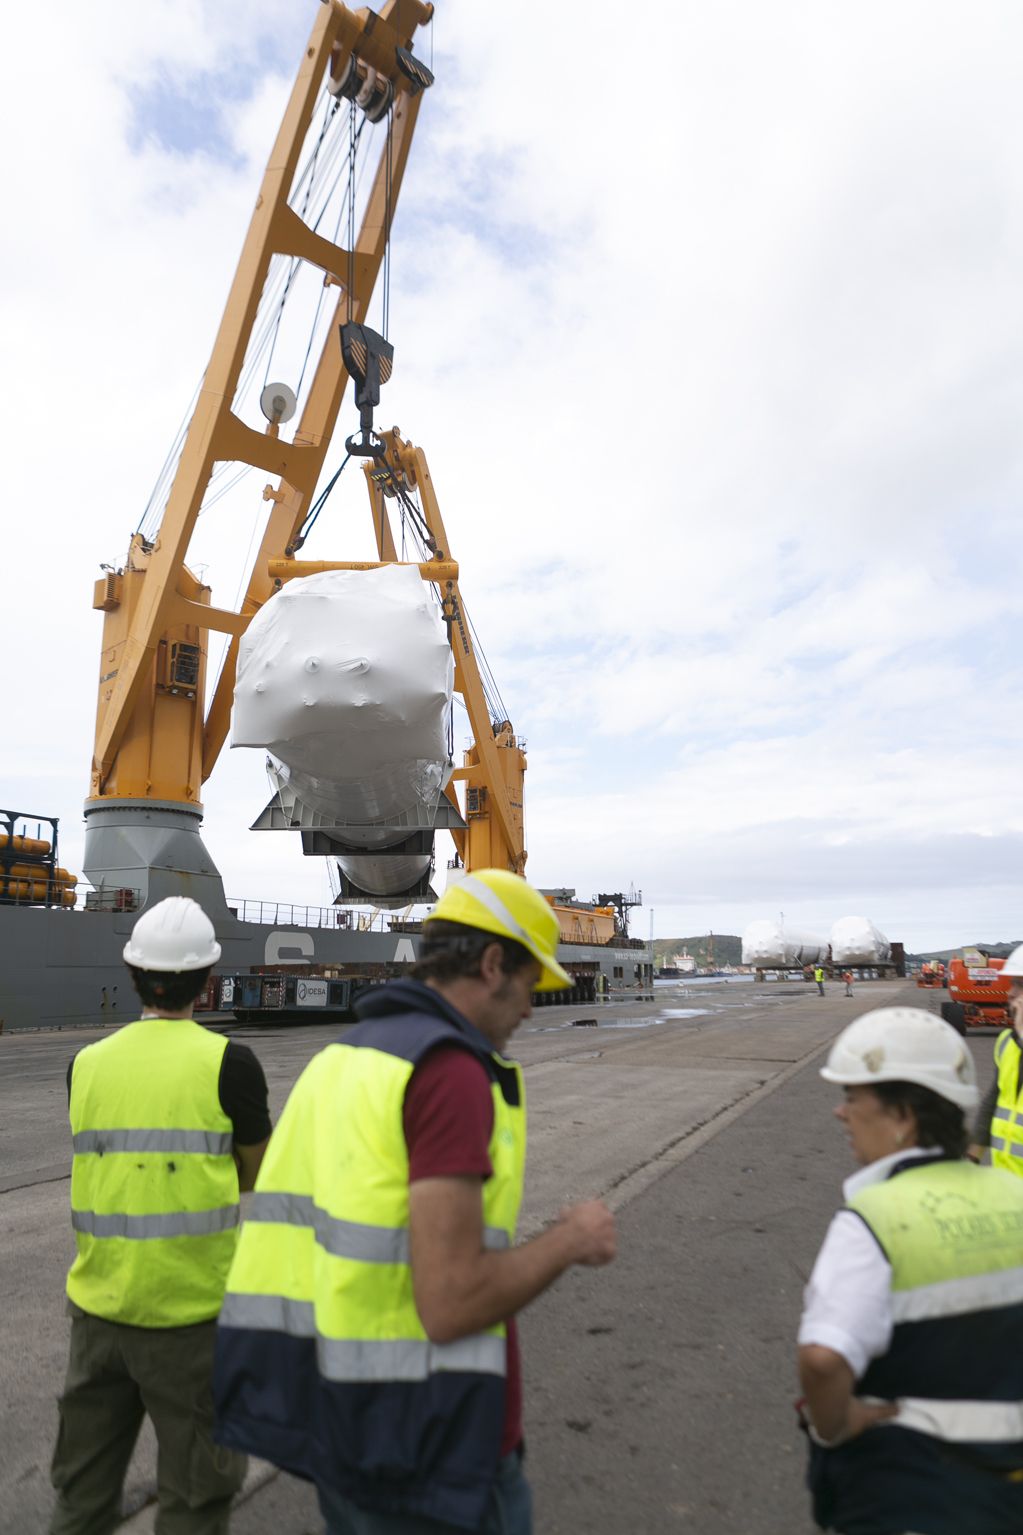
[
  {"xmin": 830, "ymin": 917, "xmax": 891, "ymax": 966},
  {"xmin": 742, "ymin": 921, "xmax": 829, "ymax": 968},
  {"xmin": 232, "ymin": 565, "xmax": 454, "ymax": 898}
]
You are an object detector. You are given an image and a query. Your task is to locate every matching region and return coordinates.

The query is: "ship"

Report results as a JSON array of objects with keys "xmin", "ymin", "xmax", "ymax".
[
  {"xmin": 0, "ymin": 855, "xmax": 652, "ymax": 1032},
  {"xmin": 0, "ymin": 806, "xmax": 651, "ymax": 1030},
  {"xmin": 0, "ymin": 3, "xmax": 653, "ymax": 1031}
]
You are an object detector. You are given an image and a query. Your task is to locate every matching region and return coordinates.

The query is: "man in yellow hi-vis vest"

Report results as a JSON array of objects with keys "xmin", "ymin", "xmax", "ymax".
[
  {"xmin": 214, "ymin": 870, "xmax": 617, "ymax": 1535},
  {"xmin": 49, "ymin": 897, "xmax": 271, "ymax": 1535},
  {"xmin": 969, "ymin": 943, "xmax": 1023, "ymax": 1172}
]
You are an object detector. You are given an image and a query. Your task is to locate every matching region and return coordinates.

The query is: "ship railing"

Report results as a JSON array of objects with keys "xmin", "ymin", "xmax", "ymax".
[
  {"xmin": 0, "ymin": 882, "xmax": 142, "ymax": 913},
  {"xmin": 226, "ymin": 898, "xmax": 395, "ymax": 933}
]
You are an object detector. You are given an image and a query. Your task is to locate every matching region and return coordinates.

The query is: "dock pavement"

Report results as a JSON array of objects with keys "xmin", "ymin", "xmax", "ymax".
[{"xmin": 1, "ymin": 980, "xmax": 996, "ymax": 1533}]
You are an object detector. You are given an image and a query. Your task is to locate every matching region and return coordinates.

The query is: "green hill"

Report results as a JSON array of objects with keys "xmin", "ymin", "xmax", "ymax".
[
  {"xmin": 906, "ymin": 941, "xmax": 1021, "ymax": 965},
  {"xmin": 653, "ymin": 934, "xmax": 742, "ymax": 969}
]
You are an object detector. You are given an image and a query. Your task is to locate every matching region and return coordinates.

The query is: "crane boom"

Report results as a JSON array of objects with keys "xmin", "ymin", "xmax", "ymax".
[
  {"xmin": 84, "ymin": 1, "xmax": 528, "ymax": 918},
  {"xmin": 91, "ymin": 0, "xmax": 432, "ymax": 803}
]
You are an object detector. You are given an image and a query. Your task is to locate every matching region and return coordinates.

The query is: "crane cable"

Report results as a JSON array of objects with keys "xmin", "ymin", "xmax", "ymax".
[
  {"xmin": 293, "ymin": 453, "xmax": 351, "ymax": 547},
  {"xmin": 262, "ymin": 91, "xmax": 336, "ymax": 388},
  {"xmin": 136, "ymin": 87, "xmax": 368, "ymax": 540},
  {"xmin": 389, "ymin": 485, "xmax": 510, "ymax": 728}
]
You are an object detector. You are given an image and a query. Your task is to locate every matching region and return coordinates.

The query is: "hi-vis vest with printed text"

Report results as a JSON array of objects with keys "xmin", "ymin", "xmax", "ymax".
[
  {"xmin": 808, "ymin": 1158, "xmax": 1023, "ymax": 1535},
  {"xmin": 990, "ymin": 1029, "xmax": 1023, "ymax": 1176},
  {"xmin": 214, "ymin": 1010, "xmax": 526, "ymax": 1532},
  {"xmin": 67, "ymin": 1017, "xmax": 239, "ymax": 1327}
]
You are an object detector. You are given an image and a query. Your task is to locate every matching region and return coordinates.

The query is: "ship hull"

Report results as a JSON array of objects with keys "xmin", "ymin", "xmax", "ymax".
[{"xmin": 0, "ymin": 906, "xmax": 653, "ymax": 1031}]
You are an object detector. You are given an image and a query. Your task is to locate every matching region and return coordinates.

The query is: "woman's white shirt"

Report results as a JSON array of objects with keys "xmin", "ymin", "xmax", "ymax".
[{"xmin": 797, "ymin": 1148, "xmax": 942, "ymax": 1379}]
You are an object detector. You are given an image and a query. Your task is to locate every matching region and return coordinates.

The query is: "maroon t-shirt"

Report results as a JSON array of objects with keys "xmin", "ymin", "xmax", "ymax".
[{"xmin": 402, "ymin": 1044, "xmax": 522, "ymax": 1456}]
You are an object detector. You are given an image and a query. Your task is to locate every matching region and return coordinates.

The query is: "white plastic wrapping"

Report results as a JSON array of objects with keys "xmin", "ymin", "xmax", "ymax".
[
  {"xmin": 741, "ymin": 921, "xmax": 829, "ymax": 968},
  {"xmin": 830, "ymin": 917, "xmax": 891, "ymax": 966},
  {"xmin": 232, "ymin": 565, "xmax": 454, "ymax": 896}
]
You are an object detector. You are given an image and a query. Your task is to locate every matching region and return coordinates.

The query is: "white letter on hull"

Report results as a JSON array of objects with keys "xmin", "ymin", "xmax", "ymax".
[{"xmin": 265, "ymin": 932, "xmax": 314, "ymax": 966}]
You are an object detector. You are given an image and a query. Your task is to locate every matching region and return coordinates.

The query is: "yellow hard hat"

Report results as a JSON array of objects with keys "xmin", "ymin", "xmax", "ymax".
[{"xmin": 425, "ymin": 869, "xmax": 572, "ymax": 991}]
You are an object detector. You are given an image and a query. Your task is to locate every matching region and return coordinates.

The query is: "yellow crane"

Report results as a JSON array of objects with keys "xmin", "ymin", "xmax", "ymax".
[{"xmin": 86, "ymin": 1, "xmax": 525, "ymax": 913}]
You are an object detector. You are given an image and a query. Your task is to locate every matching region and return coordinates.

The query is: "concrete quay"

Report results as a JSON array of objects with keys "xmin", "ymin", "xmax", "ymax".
[{"xmin": 0, "ymin": 978, "xmax": 993, "ymax": 1533}]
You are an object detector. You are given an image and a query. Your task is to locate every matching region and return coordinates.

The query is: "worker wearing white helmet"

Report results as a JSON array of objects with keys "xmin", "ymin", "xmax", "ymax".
[
  {"xmin": 967, "ymin": 943, "xmax": 1023, "ymax": 1174},
  {"xmin": 50, "ymin": 897, "xmax": 271, "ymax": 1535},
  {"xmin": 796, "ymin": 1007, "xmax": 1023, "ymax": 1535},
  {"xmin": 214, "ymin": 869, "xmax": 616, "ymax": 1535}
]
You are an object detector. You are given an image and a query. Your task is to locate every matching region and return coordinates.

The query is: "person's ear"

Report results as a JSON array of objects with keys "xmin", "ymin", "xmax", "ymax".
[{"xmin": 477, "ymin": 941, "xmax": 505, "ymax": 987}]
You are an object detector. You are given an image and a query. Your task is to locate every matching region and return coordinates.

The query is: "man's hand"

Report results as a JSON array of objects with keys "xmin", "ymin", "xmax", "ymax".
[
  {"xmin": 838, "ymin": 1397, "xmax": 899, "ymax": 1442},
  {"xmin": 556, "ymin": 1201, "xmax": 616, "ymax": 1266},
  {"xmin": 966, "ymin": 1143, "xmax": 986, "ymax": 1165},
  {"xmin": 410, "ymin": 1180, "xmax": 616, "ymax": 1343},
  {"xmin": 798, "ymin": 1344, "xmax": 897, "ymax": 1445}
]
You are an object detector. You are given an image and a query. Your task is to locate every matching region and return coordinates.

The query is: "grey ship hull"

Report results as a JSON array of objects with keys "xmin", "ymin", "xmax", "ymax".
[{"xmin": 0, "ymin": 906, "xmax": 653, "ymax": 1032}]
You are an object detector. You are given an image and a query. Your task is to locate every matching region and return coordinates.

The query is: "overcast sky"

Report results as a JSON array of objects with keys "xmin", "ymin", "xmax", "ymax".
[{"xmin": 4, "ymin": 1, "xmax": 1023, "ymax": 952}]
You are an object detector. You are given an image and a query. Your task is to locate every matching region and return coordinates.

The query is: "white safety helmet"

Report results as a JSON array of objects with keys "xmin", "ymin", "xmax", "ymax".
[
  {"xmin": 122, "ymin": 897, "xmax": 221, "ymax": 973},
  {"xmin": 1000, "ymin": 944, "xmax": 1023, "ymax": 978},
  {"xmin": 820, "ymin": 1006, "xmax": 978, "ymax": 1110}
]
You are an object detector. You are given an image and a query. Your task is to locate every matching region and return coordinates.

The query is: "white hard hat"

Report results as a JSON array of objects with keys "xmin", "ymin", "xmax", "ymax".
[
  {"xmin": 820, "ymin": 1006, "xmax": 978, "ymax": 1110},
  {"xmin": 1001, "ymin": 944, "xmax": 1023, "ymax": 978},
  {"xmin": 123, "ymin": 897, "xmax": 221, "ymax": 972}
]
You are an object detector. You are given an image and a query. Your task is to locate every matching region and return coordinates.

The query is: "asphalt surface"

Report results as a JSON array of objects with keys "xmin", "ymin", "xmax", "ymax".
[{"xmin": 0, "ymin": 979, "xmax": 996, "ymax": 1533}]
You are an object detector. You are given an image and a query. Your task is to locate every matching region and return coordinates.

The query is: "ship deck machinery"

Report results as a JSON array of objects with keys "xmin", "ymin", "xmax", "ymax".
[{"xmin": 0, "ymin": 2, "xmax": 653, "ymax": 1031}]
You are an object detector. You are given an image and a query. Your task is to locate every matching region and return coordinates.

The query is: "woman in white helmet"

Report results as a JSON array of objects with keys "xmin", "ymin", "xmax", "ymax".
[
  {"xmin": 967, "ymin": 943, "xmax": 1023, "ymax": 1174},
  {"xmin": 797, "ymin": 1006, "xmax": 1023, "ymax": 1535}
]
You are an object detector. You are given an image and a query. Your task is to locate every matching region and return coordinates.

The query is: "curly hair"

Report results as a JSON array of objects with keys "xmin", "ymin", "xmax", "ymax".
[{"xmin": 411, "ymin": 919, "xmax": 535, "ymax": 986}]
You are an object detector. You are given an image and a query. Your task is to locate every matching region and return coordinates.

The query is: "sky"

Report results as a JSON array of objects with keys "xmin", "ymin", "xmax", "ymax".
[{"xmin": 4, "ymin": 1, "xmax": 1023, "ymax": 953}]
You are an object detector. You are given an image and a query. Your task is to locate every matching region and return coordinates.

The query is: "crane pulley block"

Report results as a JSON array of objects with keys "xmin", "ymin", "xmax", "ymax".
[{"xmin": 341, "ymin": 322, "xmax": 393, "ymax": 457}]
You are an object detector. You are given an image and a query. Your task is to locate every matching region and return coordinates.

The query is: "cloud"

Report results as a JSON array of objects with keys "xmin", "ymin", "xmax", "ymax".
[{"xmin": 4, "ymin": 1, "xmax": 1023, "ymax": 952}]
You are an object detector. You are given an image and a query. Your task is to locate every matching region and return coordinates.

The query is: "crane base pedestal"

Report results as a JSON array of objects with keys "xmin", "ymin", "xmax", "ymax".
[{"xmin": 82, "ymin": 798, "xmax": 232, "ymax": 922}]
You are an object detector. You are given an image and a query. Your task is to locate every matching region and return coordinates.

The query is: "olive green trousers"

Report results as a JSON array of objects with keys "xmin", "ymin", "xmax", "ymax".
[{"xmin": 50, "ymin": 1308, "xmax": 246, "ymax": 1535}]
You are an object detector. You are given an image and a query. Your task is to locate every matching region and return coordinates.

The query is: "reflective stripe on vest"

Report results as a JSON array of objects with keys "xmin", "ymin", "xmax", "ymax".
[
  {"xmin": 849, "ymin": 1160, "xmax": 1023, "ymax": 1418},
  {"xmin": 72, "ymin": 1206, "xmax": 239, "ymax": 1239},
  {"xmin": 219, "ymin": 1291, "xmax": 506, "ymax": 1380},
  {"xmin": 67, "ymin": 1017, "xmax": 239, "ymax": 1326},
  {"xmin": 992, "ymin": 1031, "xmax": 1023, "ymax": 1176},
  {"xmin": 72, "ymin": 1128, "xmax": 233, "ymax": 1156},
  {"xmin": 215, "ymin": 1012, "xmax": 526, "ymax": 1526},
  {"xmin": 244, "ymin": 1189, "xmax": 511, "ymax": 1263},
  {"xmin": 889, "ymin": 1397, "xmax": 1023, "ymax": 1444}
]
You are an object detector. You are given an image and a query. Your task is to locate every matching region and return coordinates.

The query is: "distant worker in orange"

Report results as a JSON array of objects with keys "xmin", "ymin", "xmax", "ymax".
[
  {"xmin": 843, "ymin": 970, "xmax": 854, "ymax": 998},
  {"xmin": 967, "ymin": 943, "xmax": 1023, "ymax": 1170}
]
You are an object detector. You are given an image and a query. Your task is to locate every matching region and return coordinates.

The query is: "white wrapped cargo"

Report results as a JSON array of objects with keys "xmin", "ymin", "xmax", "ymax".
[
  {"xmin": 830, "ymin": 917, "xmax": 891, "ymax": 966},
  {"xmin": 741, "ymin": 921, "xmax": 829, "ymax": 968},
  {"xmin": 232, "ymin": 565, "xmax": 454, "ymax": 897}
]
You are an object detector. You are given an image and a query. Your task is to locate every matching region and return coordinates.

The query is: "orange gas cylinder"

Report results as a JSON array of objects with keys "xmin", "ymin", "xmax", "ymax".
[
  {"xmin": 1, "ymin": 878, "xmax": 76, "ymax": 904},
  {"xmin": 0, "ymin": 834, "xmax": 51, "ymax": 857},
  {"xmin": 4, "ymin": 861, "xmax": 77, "ymax": 886}
]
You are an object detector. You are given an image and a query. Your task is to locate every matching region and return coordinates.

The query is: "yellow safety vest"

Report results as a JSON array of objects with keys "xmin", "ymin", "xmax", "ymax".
[
  {"xmin": 809, "ymin": 1158, "xmax": 1023, "ymax": 1533},
  {"xmin": 216, "ymin": 1008, "xmax": 525, "ymax": 1527},
  {"xmin": 991, "ymin": 1029, "xmax": 1023, "ymax": 1175},
  {"xmin": 68, "ymin": 1017, "xmax": 239, "ymax": 1327}
]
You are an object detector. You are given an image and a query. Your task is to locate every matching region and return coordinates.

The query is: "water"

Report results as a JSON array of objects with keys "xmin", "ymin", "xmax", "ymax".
[{"xmin": 653, "ymin": 974, "xmax": 755, "ymax": 991}]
